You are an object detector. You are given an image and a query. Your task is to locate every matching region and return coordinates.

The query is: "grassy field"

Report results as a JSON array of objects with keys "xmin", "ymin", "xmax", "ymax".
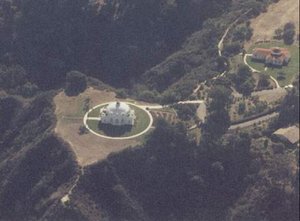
[
  {"xmin": 87, "ymin": 104, "xmax": 106, "ymax": 118},
  {"xmin": 86, "ymin": 104, "xmax": 151, "ymax": 137},
  {"xmin": 245, "ymin": 0, "xmax": 299, "ymax": 49},
  {"xmin": 246, "ymin": 42, "xmax": 299, "ymax": 86}
]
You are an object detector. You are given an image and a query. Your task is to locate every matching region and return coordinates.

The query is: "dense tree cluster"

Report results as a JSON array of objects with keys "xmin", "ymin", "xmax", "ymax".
[
  {"xmin": 231, "ymin": 65, "xmax": 255, "ymax": 96},
  {"xmin": 80, "ymin": 119, "xmax": 255, "ymax": 221},
  {"xmin": 202, "ymin": 84, "xmax": 232, "ymax": 140},
  {"xmin": 0, "ymin": 93, "xmax": 78, "ymax": 221},
  {"xmin": 0, "ymin": 0, "xmax": 297, "ymax": 220}
]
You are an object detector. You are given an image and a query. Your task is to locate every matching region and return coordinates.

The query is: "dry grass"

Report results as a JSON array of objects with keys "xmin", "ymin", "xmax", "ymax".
[
  {"xmin": 54, "ymin": 87, "xmax": 149, "ymax": 166},
  {"xmin": 245, "ymin": 0, "xmax": 299, "ymax": 49}
]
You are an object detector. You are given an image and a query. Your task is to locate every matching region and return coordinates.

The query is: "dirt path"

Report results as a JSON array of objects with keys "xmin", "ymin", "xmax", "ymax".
[
  {"xmin": 218, "ymin": 9, "xmax": 252, "ymax": 56},
  {"xmin": 243, "ymin": 54, "xmax": 281, "ymax": 88},
  {"xmin": 61, "ymin": 167, "xmax": 85, "ymax": 204}
]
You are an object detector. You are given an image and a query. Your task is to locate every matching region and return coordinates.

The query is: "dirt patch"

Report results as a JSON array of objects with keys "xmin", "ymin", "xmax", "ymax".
[
  {"xmin": 150, "ymin": 110, "xmax": 178, "ymax": 126},
  {"xmin": 54, "ymin": 87, "xmax": 148, "ymax": 166},
  {"xmin": 252, "ymin": 87, "xmax": 287, "ymax": 104},
  {"xmin": 245, "ymin": 0, "xmax": 299, "ymax": 49}
]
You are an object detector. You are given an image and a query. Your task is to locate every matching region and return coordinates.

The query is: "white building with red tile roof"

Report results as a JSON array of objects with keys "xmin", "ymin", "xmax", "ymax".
[{"xmin": 252, "ymin": 47, "xmax": 290, "ymax": 66}]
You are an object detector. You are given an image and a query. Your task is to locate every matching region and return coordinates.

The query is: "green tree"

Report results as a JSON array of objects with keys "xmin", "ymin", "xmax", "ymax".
[
  {"xmin": 238, "ymin": 102, "xmax": 246, "ymax": 115},
  {"xmin": 208, "ymin": 85, "xmax": 232, "ymax": 111},
  {"xmin": 234, "ymin": 65, "xmax": 255, "ymax": 96},
  {"xmin": 257, "ymin": 73, "xmax": 270, "ymax": 89},
  {"xmin": 65, "ymin": 71, "xmax": 87, "ymax": 96},
  {"xmin": 283, "ymin": 22, "xmax": 295, "ymax": 45}
]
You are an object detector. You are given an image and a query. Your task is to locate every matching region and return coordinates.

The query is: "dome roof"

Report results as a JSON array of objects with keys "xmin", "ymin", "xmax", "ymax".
[{"xmin": 106, "ymin": 102, "xmax": 130, "ymax": 113}]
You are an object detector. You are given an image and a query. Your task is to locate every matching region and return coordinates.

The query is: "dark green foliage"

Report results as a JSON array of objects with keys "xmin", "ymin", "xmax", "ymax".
[
  {"xmin": 0, "ymin": 96, "xmax": 21, "ymax": 136},
  {"xmin": 203, "ymin": 109, "xmax": 231, "ymax": 139},
  {"xmin": 283, "ymin": 22, "xmax": 295, "ymax": 45},
  {"xmin": 46, "ymin": 206, "xmax": 89, "ymax": 221},
  {"xmin": 277, "ymin": 88, "xmax": 299, "ymax": 127},
  {"xmin": 202, "ymin": 85, "xmax": 232, "ymax": 140},
  {"xmin": 0, "ymin": 1, "xmax": 14, "ymax": 56},
  {"xmin": 0, "ymin": 93, "xmax": 78, "ymax": 221},
  {"xmin": 257, "ymin": 73, "xmax": 270, "ymax": 89},
  {"xmin": 208, "ymin": 85, "xmax": 232, "ymax": 111},
  {"xmin": 78, "ymin": 125, "xmax": 88, "ymax": 135},
  {"xmin": 223, "ymin": 42, "xmax": 241, "ymax": 56},
  {"xmin": 115, "ymin": 89, "xmax": 128, "ymax": 99},
  {"xmin": 79, "ymin": 120, "xmax": 255, "ymax": 221},
  {"xmin": 238, "ymin": 101, "xmax": 246, "ymax": 114},
  {"xmin": 12, "ymin": 0, "xmax": 231, "ymax": 89},
  {"xmin": 0, "ymin": 64, "xmax": 27, "ymax": 89},
  {"xmin": 0, "ymin": 64, "xmax": 39, "ymax": 97},
  {"xmin": 16, "ymin": 82, "xmax": 39, "ymax": 97},
  {"xmin": 232, "ymin": 25, "xmax": 253, "ymax": 42},
  {"xmin": 173, "ymin": 104, "xmax": 197, "ymax": 121},
  {"xmin": 0, "ymin": 135, "xmax": 77, "ymax": 221},
  {"xmin": 233, "ymin": 65, "xmax": 255, "ymax": 96},
  {"xmin": 65, "ymin": 71, "xmax": 87, "ymax": 96}
]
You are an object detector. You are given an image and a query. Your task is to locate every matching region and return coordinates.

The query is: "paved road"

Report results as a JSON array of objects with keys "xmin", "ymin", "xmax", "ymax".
[{"xmin": 229, "ymin": 112, "xmax": 279, "ymax": 130}]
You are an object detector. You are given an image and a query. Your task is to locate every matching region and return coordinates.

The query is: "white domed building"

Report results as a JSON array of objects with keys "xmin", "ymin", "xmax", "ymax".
[{"xmin": 100, "ymin": 101, "xmax": 136, "ymax": 126}]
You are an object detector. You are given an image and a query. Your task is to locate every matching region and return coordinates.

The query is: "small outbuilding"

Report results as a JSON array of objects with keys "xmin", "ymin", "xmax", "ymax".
[{"xmin": 272, "ymin": 126, "xmax": 299, "ymax": 146}]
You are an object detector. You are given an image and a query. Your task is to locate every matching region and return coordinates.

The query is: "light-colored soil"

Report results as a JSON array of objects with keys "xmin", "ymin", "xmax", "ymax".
[
  {"xmin": 245, "ymin": 0, "xmax": 299, "ymax": 49},
  {"xmin": 54, "ymin": 88, "xmax": 149, "ymax": 166}
]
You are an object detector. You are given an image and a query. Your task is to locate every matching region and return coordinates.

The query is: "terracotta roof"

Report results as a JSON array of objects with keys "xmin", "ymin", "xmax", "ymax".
[
  {"xmin": 253, "ymin": 47, "xmax": 291, "ymax": 64},
  {"xmin": 253, "ymin": 48, "xmax": 271, "ymax": 56},
  {"xmin": 273, "ymin": 126, "xmax": 299, "ymax": 144}
]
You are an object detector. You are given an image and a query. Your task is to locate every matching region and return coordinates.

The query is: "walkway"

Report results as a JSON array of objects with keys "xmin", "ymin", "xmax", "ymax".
[{"xmin": 243, "ymin": 53, "xmax": 281, "ymax": 88}]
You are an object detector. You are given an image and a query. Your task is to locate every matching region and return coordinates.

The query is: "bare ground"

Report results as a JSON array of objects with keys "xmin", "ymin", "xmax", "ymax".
[
  {"xmin": 252, "ymin": 87, "xmax": 287, "ymax": 103},
  {"xmin": 54, "ymin": 87, "xmax": 149, "ymax": 166},
  {"xmin": 245, "ymin": 0, "xmax": 299, "ymax": 49}
]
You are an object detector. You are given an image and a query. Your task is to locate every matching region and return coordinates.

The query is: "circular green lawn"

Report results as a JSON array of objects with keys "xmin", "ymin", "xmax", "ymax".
[{"xmin": 85, "ymin": 103, "xmax": 151, "ymax": 138}]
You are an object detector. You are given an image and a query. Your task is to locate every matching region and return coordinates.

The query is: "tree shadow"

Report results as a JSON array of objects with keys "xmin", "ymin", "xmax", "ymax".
[{"xmin": 98, "ymin": 122, "xmax": 133, "ymax": 137}]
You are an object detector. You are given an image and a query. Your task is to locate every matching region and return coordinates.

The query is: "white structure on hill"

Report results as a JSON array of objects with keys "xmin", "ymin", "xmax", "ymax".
[{"xmin": 100, "ymin": 101, "xmax": 136, "ymax": 126}]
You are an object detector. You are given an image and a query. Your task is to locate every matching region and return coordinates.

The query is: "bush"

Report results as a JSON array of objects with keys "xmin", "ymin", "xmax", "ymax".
[
  {"xmin": 273, "ymin": 28, "xmax": 283, "ymax": 40},
  {"xmin": 238, "ymin": 102, "xmax": 246, "ymax": 115},
  {"xmin": 79, "ymin": 125, "xmax": 88, "ymax": 135},
  {"xmin": 115, "ymin": 89, "xmax": 128, "ymax": 99}
]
